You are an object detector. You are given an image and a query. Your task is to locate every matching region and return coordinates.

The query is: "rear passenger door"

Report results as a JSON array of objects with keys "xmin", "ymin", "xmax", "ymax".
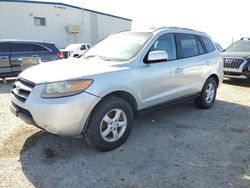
[
  {"xmin": 174, "ymin": 33, "xmax": 207, "ymax": 95},
  {"xmin": 0, "ymin": 42, "xmax": 11, "ymax": 74}
]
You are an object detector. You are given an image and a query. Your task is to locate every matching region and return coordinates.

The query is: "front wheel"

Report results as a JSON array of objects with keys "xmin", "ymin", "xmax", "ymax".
[
  {"xmin": 195, "ymin": 77, "xmax": 217, "ymax": 109},
  {"xmin": 84, "ymin": 96, "xmax": 134, "ymax": 151}
]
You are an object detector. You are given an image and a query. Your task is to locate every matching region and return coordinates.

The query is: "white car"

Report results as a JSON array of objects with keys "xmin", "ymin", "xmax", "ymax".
[{"xmin": 61, "ymin": 43, "xmax": 91, "ymax": 58}]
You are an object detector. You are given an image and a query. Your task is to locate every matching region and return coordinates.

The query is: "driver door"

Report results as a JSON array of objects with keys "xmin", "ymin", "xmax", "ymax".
[{"xmin": 142, "ymin": 33, "xmax": 179, "ymax": 108}]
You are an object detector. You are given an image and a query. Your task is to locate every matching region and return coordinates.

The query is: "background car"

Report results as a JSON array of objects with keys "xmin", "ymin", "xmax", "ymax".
[
  {"xmin": 61, "ymin": 43, "xmax": 91, "ymax": 58},
  {"xmin": 221, "ymin": 37, "xmax": 250, "ymax": 79},
  {"xmin": 0, "ymin": 40, "xmax": 62, "ymax": 78}
]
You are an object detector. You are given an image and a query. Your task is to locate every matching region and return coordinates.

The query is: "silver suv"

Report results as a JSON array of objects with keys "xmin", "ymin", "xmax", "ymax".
[{"xmin": 10, "ymin": 27, "xmax": 223, "ymax": 151}]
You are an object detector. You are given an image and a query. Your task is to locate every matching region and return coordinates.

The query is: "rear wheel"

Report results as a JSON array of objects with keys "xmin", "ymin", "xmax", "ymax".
[
  {"xmin": 84, "ymin": 96, "xmax": 134, "ymax": 151},
  {"xmin": 195, "ymin": 77, "xmax": 217, "ymax": 109}
]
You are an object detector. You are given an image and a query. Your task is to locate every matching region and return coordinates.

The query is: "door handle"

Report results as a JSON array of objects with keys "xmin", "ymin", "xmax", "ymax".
[{"xmin": 175, "ymin": 67, "xmax": 183, "ymax": 73}]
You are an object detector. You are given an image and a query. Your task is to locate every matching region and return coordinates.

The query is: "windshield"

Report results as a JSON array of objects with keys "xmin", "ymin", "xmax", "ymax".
[
  {"xmin": 83, "ymin": 32, "xmax": 152, "ymax": 61},
  {"xmin": 226, "ymin": 41, "xmax": 250, "ymax": 52}
]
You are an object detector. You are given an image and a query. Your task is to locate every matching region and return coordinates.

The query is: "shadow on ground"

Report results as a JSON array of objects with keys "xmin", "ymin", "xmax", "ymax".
[
  {"xmin": 18, "ymin": 100, "xmax": 250, "ymax": 188},
  {"xmin": 223, "ymin": 78, "xmax": 250, "ymax": 87}
]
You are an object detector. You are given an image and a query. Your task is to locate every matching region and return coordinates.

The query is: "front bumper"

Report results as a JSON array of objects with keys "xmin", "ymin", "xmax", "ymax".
[{"xmin": 11, "ymin": 84, "xmax": 101, "ymax": 136}]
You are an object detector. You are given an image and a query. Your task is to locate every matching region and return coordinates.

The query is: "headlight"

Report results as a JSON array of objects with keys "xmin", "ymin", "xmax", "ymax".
[{"xmin": 41, "ymin": 79, "xmax": 93, "ymax": 98}]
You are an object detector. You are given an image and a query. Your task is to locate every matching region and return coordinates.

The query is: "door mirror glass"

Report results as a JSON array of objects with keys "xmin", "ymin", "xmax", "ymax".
[{"xmin": 147, "ymin": 51, "xmax": 168, "ymax": 63}]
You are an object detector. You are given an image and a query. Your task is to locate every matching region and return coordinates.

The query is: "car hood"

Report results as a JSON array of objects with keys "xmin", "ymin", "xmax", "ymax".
[
  {"xmin": 221, "ymin": 52, "xmax": 250, "ymax": 58},
  {"xmin": 19, "ymin": 58, "xmax": 130, "ymax": 84}
]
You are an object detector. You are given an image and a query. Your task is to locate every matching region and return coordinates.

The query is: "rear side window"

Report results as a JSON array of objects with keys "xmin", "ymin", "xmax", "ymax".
[
  {"xmin": 177, "ymin": 34, "xmax": 199, "ymax": 58},
  {"xmin": 12, "ymin": 43, "xmax": 49, "ymax": 52},
  {"xmin": 149, "ymin": 33, "xmax": 177, "ymax": 60},
  {"xmin": 0, "ymin": 43, "xmax": 9, "ymax": 53},
  {"xmin": 80, "ymin": 45, "xmax": 86, "ymax": 50},
  {"xmin": 200, "ymin": 36, "xmax": 215, "ymax": 53}
]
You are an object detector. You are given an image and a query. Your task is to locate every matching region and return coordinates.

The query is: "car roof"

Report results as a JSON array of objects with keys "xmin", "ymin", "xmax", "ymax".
[
  {"xmin": 125, "ymin": 26, "xmax": 208, "ymax": 37},
  {"xmin": 0, "ymin": 39, "xmax": 54, "ymax": 45}
]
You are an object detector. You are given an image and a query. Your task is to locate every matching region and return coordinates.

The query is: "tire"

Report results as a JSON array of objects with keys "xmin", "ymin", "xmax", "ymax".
[
  {"xmin": 84, "ymin": 96, "xmax": 134, "ymax": 151},
  {"xmin": 195, "ymin": 77, "xmax": 217, "ymax": 109}
]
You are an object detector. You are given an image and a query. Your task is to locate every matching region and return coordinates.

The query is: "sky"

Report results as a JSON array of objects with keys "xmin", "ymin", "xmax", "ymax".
[{"xmin": 34, "ymin": 0, "xmax": 250, "ymax": 48}]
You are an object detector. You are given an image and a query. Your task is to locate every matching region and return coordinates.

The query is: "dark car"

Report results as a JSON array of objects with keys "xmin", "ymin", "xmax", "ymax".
[
  {"xmin": 0, "ymin": 40, "xmax": 62, "ymax": 78},
  {"xmin": 222, "ymin": 38, "xmax": 250, "ymax": 79}
]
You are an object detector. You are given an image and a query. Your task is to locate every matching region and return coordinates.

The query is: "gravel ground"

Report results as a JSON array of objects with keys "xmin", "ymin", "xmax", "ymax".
[{"xmin": 0, "ymin": 78, "xmax": 250, "ymax": 188}]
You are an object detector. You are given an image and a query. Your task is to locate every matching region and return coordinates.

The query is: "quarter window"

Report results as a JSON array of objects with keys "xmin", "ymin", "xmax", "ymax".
[
  {"xmin": 149, "ymin": 33, "xmax": 177, "ymax": 60},
  {"xmin": 200, "ymin": 36, "xmax": 215, "ymax": 53},
  {"xmin": 177, "ymin": 34, "xmax": 199, "ymax": 58},
  {"xmin": 34, "ymin": 17, "xmax": 46, "ymax": 26}
]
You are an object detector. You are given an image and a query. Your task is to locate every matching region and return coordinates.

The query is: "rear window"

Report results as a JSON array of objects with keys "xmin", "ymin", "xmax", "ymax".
[
  {"xmin": 177, "ymin": 34, "xmax": 199, "ymax": 58},
  {"xmin": 0, "ymin": 43, "xmax": 9, "ymax": 53},
  {"xmin": 12, "ymin": 43, "xmax": 49, "ymax": 52},
  {"xmin": 200, "ymin": 36, "xmax": 215, "ymax": 53}
]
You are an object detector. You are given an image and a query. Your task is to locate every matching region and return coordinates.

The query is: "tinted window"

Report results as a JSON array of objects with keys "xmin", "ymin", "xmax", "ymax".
[
  {"xmin": 0, "ymin": 43, "xmax": 9, "ymax": 53},
  {"xmin": 149, "ymin": 33, "xmax": 176, "ymax": 60},
  {"xmin": 200, "ymin": 36, "xmax": 215, "ymax": 53},
  {"xmin": 80, "ymin": 45, "xmax": 86, "ymax": 50},
  {"xmin": 177, "ymin": 34, "xmax": 199, "ymax": 58},
  {"xmin": 33, "ymin": 44, "xmax": 49, "ymax": 51},
  {"xmin": 12, "ymin": 43, "xmax": 49, "ymax": 52},
  {"xmin": 196, "ymin": 37, "xmax": 205, "ymax": 54},
  {"xmin": 87, "ymin": 45, "xmax": 90, "ymax": 49}
]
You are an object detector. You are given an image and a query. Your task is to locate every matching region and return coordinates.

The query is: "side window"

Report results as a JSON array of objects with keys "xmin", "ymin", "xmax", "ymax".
[
  {"xmin": 12, "ymin": 43, "xmax": 48, "ymax": 52},
  {"xmin": 87, "ymin": 45, "xmax": 90, "ymax": 49},
  {"xmin": 177, "ymin": 34, "xmax": 199, "ymax": 58},
  {"xmin": 200, "ymin": 36, "xmax": 215, "ymax": 53},
  {"xmin": 0, "ymin": 43, "xmax": 9, "ymax": 53},
  {"xmin": 12, "ymin": 43, "xmax": 33, "ymax": 52},
  {"xmin": 80, "ymin": 45, "xmax": 86, "ymax": 50},
  {"xmin": 149, "ymin": 33, "xmax": 177, "ymax": 60},
  {"xmin": 33, "ymin": 44, "xmax": 49, "ymax": 52},
  {"xmin": 196, "ymin": 36, "xmax": 205, "ymax": 55}
]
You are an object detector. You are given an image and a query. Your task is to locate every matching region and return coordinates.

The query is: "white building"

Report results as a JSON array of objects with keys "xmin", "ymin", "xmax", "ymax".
[{"xmin": 0, "ymin": 0, "xmax": 132, "ymax": 48}]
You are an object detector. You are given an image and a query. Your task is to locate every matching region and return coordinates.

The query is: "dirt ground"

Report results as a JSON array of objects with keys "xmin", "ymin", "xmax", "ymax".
[{"xmin": 0, "ymin": 78, "xmax": 250, "ymax": 188}]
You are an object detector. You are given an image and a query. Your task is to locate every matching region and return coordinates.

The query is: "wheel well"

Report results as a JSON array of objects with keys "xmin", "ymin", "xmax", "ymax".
[
  {"xmin": 103, "ymin": 91, "xmax": 138, "ymax": 116},
  {"xmin": 209, "ymin": 74, "xmax": 219, "ymax": 87}
]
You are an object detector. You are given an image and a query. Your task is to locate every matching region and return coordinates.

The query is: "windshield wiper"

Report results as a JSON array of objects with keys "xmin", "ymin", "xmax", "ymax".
[{"xmin": 83, "ymin": 55, "xmax": 111, "ymax": 61}]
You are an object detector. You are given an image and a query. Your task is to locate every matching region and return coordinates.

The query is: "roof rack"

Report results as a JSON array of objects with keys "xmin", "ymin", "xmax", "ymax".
[
  {"xmin": 151, "ymin": 26, "xmax": 201, "ymax": 33},
  {"xmin": 240, "ymin": 37, "xmax": 250, "ymax": 40}
]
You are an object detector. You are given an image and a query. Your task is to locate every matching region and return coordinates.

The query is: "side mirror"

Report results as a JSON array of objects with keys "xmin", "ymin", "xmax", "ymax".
[{"xmin": 147, "ymin": 51, "xmax": 168, "ymax": 63}]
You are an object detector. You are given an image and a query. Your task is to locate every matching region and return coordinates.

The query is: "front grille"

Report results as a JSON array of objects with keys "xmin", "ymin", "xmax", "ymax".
[
  {"xmin": 12, "ymin": 78, "xmax": 35, "ymax": 102},
  {"xmin": 224, "ymin": 57, "xmax": 246, "ymax": 69}
]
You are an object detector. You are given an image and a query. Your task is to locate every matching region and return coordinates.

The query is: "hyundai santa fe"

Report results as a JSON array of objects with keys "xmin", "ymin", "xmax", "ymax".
[{"xmin": 10, "ymin": 27, "xmax": 223, "ymax": 151}]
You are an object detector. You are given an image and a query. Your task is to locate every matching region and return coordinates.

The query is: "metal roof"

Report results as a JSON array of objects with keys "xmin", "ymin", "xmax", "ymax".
[{"xmin": 0, "ymin": 0, "xmax": 132, "ymax": 21}]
